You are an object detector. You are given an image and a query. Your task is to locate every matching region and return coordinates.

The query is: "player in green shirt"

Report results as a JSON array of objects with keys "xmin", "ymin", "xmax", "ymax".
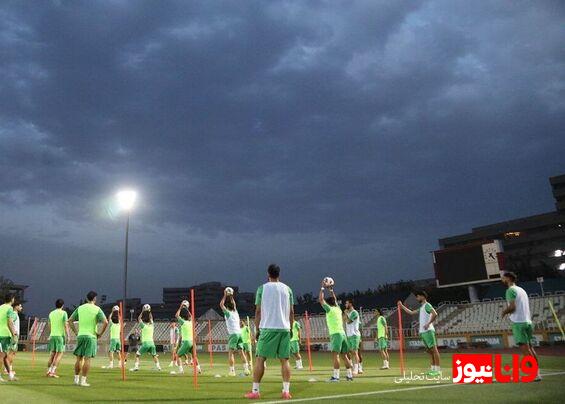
[
  {"xmin": 398, "ymin": 290, "xmax": 441, "ymax": 376},
  {"xmin": 240, "ymin": 319, "xmax": 253, "ymax": 365},
  {"xmin": 290, "ymin": 320, "xmax": 303, "ymax": 370},
  {"xmin": 46, "ymin": 299, "xmax": 69, "ymax": 378},
  {"xmin": 375, "ymin": 308, "xmax": 390, "ymax": 369},
  {"xmin": 102, "ymin": 306, "xmax": 122, "ymax": 369},
  {"xmin": 0, "ymin": 293, "xmax": 17, "ymax": 382},
  {"xmin": 6, "ymin": 300, "xmax": 22, "ymax": 379},
  {"xmin": 131, "ymin": 305, "xmax": 161, "ymax": 371},
  {"xmin": 171, "ymin": 301, "xmax": 201, "ymax": 375},
  {"xmin": 319, "ymin": 281, "xmax": 353, "ymax": 382},
  {"xmin": 68, "ymin": 291, "xmax": 108, "ymax": 387}
]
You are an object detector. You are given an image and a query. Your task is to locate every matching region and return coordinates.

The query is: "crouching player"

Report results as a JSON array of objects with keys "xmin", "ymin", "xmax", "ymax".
[
  {"xmin": 131, "ymin": 306, "xmax": 161, "ymax": 371},
  {"xmin": 398, "ymin": 291, "xmax": 440, "ymax": 376}
]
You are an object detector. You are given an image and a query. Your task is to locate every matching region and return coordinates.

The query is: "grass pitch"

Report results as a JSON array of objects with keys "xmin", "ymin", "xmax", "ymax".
[{"xmin": 2, "ymin": 350, "xmax": 564, "ymax": 403}]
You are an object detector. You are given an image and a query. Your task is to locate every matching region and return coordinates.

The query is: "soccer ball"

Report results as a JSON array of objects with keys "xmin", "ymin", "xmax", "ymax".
[
  {"xmin": 225, "ymin": 287, "xmax": 234, "ymax": 296},
  {"xmin": 112, "ymin": 305, "xmax": 119, "ymax": 312},
  {"xmin": 323, "ymin": 277, "xmax": 335, "ymax": 288},
  {"xmin": 143, "ymin": 304, "xmax": 151, "ymax": 312},
  {"xmin": 181, "ymin": 300, "xmax": 190, "ymax": 308}
]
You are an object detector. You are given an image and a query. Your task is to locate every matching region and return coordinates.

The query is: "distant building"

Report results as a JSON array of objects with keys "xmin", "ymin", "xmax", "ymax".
[
  {"xmin": 103, "ymin": 282, "xmax": 256, "ymax": 320},
  {"xmin": 438, "ymin": 174, "xmax": 565, "ymax": 281}
]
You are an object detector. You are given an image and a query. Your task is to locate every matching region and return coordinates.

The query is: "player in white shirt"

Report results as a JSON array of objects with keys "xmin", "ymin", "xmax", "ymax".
[
  {"xmin": 245, "ymin": 264, "xmax": 294, "ymax": 400},
  {"xmin": 501, "ymin": 271, "xmax": 541, "ymax": 381},
  {"xmin": 220, "ymin": 290, "xmax": 250, "ymax": 376},
  {"xmin": 344, "ymin": 299, "xmax": 361, "ymax": 375}
]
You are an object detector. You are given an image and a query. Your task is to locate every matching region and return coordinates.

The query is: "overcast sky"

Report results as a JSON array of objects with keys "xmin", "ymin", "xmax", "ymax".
[{"xmin": 1, "ymin": 1, "xmax": 564, "ymax": 316}]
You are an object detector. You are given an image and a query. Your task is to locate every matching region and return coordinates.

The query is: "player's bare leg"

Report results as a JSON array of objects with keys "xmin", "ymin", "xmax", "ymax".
[{"xmin": 280, "ymin": 358, "xmax": 292, "ymax": 399}]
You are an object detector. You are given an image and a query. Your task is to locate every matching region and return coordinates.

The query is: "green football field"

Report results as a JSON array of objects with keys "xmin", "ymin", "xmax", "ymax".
[{"xmin": 2, "ymin": 350, "xmax": 564, "ymax": 403}]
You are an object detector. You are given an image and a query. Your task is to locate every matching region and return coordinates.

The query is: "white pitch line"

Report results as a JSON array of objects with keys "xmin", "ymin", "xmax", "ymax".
[{"xmin": 260, "ymin": 371, "xmax": 565, "ymax": 404}]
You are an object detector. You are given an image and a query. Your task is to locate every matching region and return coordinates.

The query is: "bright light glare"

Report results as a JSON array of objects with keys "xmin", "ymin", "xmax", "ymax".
[
  {"xmin": 116, "ymin": 189, "xmax": 137, "ymax": 211},
  {"xmin": 559, "ymin": 263, "xmax": 565, "ymax": 271},
  {"xmin": 554, "ymin": 249, "xmax": 563, "ymax": 257}
]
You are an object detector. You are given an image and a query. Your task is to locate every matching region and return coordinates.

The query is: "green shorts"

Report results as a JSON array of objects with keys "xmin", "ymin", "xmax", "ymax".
[
  {"xmin": 74, "ymin": 335, "xmax": 98, "ymax": 358},
  {"xmin": 228, "ymin": 333, "xmax": 244, "ymax": 351},
  {"xmin": 177, "ymin": 340, "xmax": 193, "ymax": 356},
  {"xmin": 512, "ymin": 322, "xmax": 534, "ymax": 346},
  {"xmin": 290, "ymin": 340, "xmax": 300, "ymax": 354},
  {"xmin": 49, "ymin": 336, "xmax": 66, "ymax": 353},
  {"xmin": 109, "ymin": 338, "xmax": 121, "ymax": 352},
  {"xmin": 242, "ymin": 342, "xmax": 252, "ymax": 353},
  {"xmin": 420, "ymin": 330, "xmax": 436, "ymax": 349},
  {"xmin": 256, "ymin": 330, "xmax": 291, "ymax": 359},
  {"xmin": 347, "ymin": 335, "xmax": 361, "ymax": 351},
  {"xmin": 137, "ymin": 342, "xmax": 157, "ymax": 356},
  {"xmin": 0, "ymin": 337, "xmax": 12, "ymax": 352},
  {"xmin": 9, "ymin": 338, "xmax": 18, "ymax": 352},
  {"xmin": 330, "ymin": 333, "xmax": 349, "ymax": 353},
  {"xmin": 377, "ymin": 337, "xmax": 388, "ymax": 350}
]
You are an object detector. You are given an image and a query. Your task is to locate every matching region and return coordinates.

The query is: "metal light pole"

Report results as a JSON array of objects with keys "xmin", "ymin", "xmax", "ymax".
[
  {"xmin": 116, "ymin": 189, "xmax": 137, "ymax": 321},
  {"xmin": 123, "ymin": 211, "xmax": 130, "ymax": 320}
]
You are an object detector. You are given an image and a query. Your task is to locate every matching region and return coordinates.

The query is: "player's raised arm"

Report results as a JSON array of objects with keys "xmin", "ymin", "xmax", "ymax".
[
  {"xmin": 220, "ymin": 290, "xmax": 227, "ymax": 312},
  {"xmin": 137, "ymin": 311, "xmax": 143, "ymax": 323},
  {"xmin": 318, "ymin": 281, "xmax": 326, "ymax": 305},
  {"xmin": 175, "ymin": 302, "xmax": 183, "ymax": 319}
]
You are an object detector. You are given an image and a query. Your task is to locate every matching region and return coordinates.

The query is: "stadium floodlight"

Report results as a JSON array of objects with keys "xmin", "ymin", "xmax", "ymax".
[
  {"xmin": 553, "ymin": 249, "xmax": 563, "ymax": 257},
  {"xmin": 116, "ymin": 189, "xmax": 137, "ymax": 211},
  {"xmin": 559, "ymin": 263, "xmax": 565, "ymax": 271}
]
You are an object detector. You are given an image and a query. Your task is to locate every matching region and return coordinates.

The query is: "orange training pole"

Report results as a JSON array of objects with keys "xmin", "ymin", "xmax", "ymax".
[
  {"xmin": 190, "ymin": 289, "xmax": 198, "ymax": 388},
  {"xmin": 304, "ymin": 311, "xmax": 313, "ymax": 372},
  {"xmin": 119, "ymin": 302, "xmax": 126, "ymax": 381},
  {"xmin": 31, "ymin": 317, "xmax": 38, "ymax": 368},
  {"xmin": 208, "ymin": 319, "xmax": 213, "ymax": 368},
  {"xmin": 397, "ymin": 302, "xmax": 405, "ymax": 374}
]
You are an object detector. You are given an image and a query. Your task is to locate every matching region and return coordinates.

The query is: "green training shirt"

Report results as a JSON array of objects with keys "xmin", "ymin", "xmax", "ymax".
[
  {"xmin": 178, "ymin": 318, "xmax": 193, "ymax": 342},
  {"xmin": 322, "ymin": 303, "xmax": 345, "ymax": 335},
  {"xmin": 291, "ymin": 321, "xmax": 301, "ymax": 341},
  {"xmin": 140, "ymin": 322, "xmax": 155, "ymax": 343},
  {"xmin": 49, "ymin": 309, "xmax": 68, "ymax": 338},
  {"xmin": 376, "ymin": 315, "xmax": 387, "ymax": 339},
  {"xmin": 0, "ymin": 303, "xmax": 15, "ymax": 337},
  {"xmin": 70, "ymin": 303, "xmax": 106, "ymax": 338},
  {"xmin": 110, "ymin": 322, "xmax": 121, "ymax": 340}
]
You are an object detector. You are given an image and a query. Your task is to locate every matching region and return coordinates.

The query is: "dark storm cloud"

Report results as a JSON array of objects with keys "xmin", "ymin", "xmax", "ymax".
[{"xmin": 1, "ymin": 0, "xmax": 564, "ymax": 314}]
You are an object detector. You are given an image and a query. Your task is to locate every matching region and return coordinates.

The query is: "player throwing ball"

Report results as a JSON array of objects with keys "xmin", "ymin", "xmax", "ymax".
[
  {"xmin": 68, "ymin": 291, "xmax": 108, "ymax": 387},
  {"xmin": 103, "ymin": 306, "xmax": 121, "ymax": 369},
  {"xmin": 398, "ymin": 291, "xmax": 441, "ymax": 376},
  {"xmin": 220, "ymin": 289, "xmax": 250, "ymax": 376},
  {"xmin": 131, "ymin": 305, "xmax": 161, "ymax": 372},
  {"xmin": 319, "ymin": 279, "xmax": 353, "ymax": 382},
  {"xmin": 171, "ymin": 301, "xmax": 201, "ymax": 375}
]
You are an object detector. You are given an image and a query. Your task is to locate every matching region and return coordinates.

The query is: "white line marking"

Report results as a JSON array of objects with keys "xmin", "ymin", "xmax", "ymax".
[{"xmin": 261, "ymin": 371, "xmax": 565, "ymax": 403}]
